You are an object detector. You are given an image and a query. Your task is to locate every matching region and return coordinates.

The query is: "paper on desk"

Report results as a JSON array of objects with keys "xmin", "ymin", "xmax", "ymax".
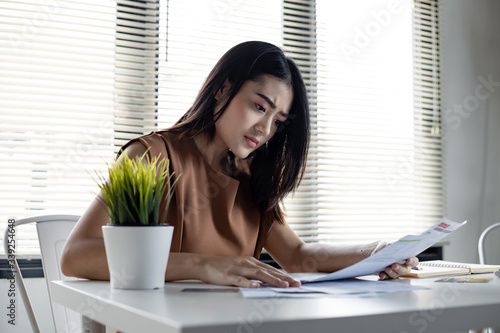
[
  {"xmin": 240, "ymin": 278, "xmax": 430, "ymax": 298},
  {"xmin": 301, "ymin": 218, "xmax": 466, "ymax": 283}
]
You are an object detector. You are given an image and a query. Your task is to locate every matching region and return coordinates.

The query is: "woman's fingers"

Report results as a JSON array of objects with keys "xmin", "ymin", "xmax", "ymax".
[
  {"xmin": 200, "ymin": 255, "xmax": 300, "ymax": 288},
  {"xmin": 406, "ymin": 256, "xmax": 419, "ymax": 267},
  {"xmin": 237, "ymin": 258, "xmax": 301, "ymax": 288},
  {"xmin": 225, "ymin": 275, "xmax": 261, "ymax": 288},
  {"xmin": 251, "ymin": 259, "xmax": 301, "ymax": 287},
  {"xmin": 246, "ymin": 265, "xmax": 299, "ymax": 288},
  {"xmin": 379, "ymin": 256, "xmax": 419, "ymax": 280}
]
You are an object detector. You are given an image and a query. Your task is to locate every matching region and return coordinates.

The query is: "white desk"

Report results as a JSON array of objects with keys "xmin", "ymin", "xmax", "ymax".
[{"xmin": 51, "ymin": 274, "xmax": 500, "ymax": 333}]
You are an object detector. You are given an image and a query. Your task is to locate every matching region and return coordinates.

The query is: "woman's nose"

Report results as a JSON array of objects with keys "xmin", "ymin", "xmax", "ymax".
[{"xmin": 255, "ymin": 117, "xmax": 273, "ymax": 137}]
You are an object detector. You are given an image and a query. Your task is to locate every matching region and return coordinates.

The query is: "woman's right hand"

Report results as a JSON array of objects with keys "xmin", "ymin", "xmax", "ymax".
[{"xmin": 167, "ymin": 253, "xmax": 301, "ymax": 288}]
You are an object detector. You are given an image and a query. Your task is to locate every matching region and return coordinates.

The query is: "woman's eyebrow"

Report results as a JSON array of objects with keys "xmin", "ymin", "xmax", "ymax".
[
  {"xmin": 257, "ymin": 93, "xmax": 276, "ymax": 109},
  {"xmin": 257, "ymin": 93, "xmax": 289, "ymax": 118}
]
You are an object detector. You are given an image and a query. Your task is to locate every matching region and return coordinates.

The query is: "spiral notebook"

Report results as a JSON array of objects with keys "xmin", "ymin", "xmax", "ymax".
[{"xmin": 403, "ymin": 260, "xmax": 500, "ymax": 278}]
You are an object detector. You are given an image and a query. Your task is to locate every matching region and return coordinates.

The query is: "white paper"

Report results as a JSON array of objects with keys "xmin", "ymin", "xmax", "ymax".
[
  {"xmin": 301, "ymin": 218, "xmax": 467, "ymax": 283},
  {"xmin": 240, "ymin": 278, "xmax": 430, "ymax": 298}
]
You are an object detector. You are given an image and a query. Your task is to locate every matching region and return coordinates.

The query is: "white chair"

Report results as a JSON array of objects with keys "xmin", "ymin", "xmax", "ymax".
[
  {"xmin": 478, "ymin": 222, "xmax": 500, "ymax": 264},
  {"xmin": 3, "ymin": 215, "xmax": 82, "ymax": 333},
  {"xmin": 476, "ymin": 222, "xmax": 500, "ymax": 333}
]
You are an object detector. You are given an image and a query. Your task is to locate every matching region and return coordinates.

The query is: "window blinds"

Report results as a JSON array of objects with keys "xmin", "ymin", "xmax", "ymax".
[
  {"xmin": 411, "ymin": 0, "xmax": 444, "ymax": 228},
  {"xmin": 281, "ymin": 0, "xmax": 320, "ymax": 242},
  {"xmin": 115, "ymin": 0, "xmax": 160, "ymax": 147},
  {"xmin": 0, "ymin": 0, "xmax": 160, "ymax": 255},
  {"xmin": 157, "ymin": 0, "xmax": 283, "ymax": 128},
  {"xmin": 0, "ymin": 0, "xmax": 443, "ymax": 255},
  {"xmin": 283, "ymin": 0, "xmax": 443, "ymax": 245}
]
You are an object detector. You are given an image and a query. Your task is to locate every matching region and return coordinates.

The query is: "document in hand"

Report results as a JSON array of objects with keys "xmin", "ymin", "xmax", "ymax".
[{"xmin": 301, "ymin": 218, "xmax": 467, "ymax": 283}]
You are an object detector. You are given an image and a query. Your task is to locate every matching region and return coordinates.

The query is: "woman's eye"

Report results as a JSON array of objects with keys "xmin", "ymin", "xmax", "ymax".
[
  {"xmin": 256, "ymin": 104, "xmax": 266, "ymax": 112},
  {"xmin": 274, "ymin": 119, "xmax": 284, "ymax": 128}
]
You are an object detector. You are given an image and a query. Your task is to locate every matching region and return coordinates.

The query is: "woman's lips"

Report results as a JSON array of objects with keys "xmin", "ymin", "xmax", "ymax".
[{"xmin": 245, "ymin": 136, "xmax": 259, "ymax": 148}]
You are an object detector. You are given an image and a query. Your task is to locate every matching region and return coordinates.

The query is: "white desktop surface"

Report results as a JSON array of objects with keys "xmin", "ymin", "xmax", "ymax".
[{"xmin": 51, "ymin": 274, "xmax": 500, "ymax": 333}]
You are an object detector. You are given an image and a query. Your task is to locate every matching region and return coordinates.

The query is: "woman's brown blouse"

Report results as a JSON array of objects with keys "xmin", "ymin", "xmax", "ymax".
[{"xmin": 120, "ymin": 130, "xmax": 270, "ymax": 259}]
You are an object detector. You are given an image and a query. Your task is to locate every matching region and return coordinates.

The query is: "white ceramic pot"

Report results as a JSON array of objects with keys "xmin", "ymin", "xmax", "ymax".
[{"xmin": 102, "ymin": 225, "xmax": 174, "ymax": 290}]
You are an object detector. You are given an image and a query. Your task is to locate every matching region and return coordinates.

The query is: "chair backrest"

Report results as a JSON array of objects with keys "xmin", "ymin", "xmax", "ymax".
[
  {"xmin": 3, "ymin": 215, "xmax": 81, "ymax": 333},
  {"xmin": 37, "ymin": 216, "xmax": 82, "ymax": 333},
  {"xmin": 478, "ymin": 222, "xmax": 500, "ymax": 264}
]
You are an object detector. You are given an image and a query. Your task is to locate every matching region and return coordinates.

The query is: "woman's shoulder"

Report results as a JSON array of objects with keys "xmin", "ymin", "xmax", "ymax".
[
  {"xmin": 138, "ymin": 129, "xmax": 178, "ymax": 145},
  {"xmin": 119, "ymin": 129, "xmax": 189, "ymax": 160}
]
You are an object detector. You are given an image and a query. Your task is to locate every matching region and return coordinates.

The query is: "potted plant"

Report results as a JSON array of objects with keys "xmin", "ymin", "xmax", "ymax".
[{"xmin": 95, "ymin": 150, "xmax": 180, "ymax": 290}]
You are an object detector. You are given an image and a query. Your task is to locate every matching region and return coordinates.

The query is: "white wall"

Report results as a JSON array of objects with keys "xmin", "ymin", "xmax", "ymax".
[{"xmin": 441, "ymin": 0, "xmax": 500, "ymax": 264}]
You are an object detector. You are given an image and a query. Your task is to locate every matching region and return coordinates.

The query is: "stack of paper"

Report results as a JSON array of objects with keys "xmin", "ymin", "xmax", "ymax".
[{"xmin": 240, "ymin": 278, "xmax": 430, "ymax": 298}]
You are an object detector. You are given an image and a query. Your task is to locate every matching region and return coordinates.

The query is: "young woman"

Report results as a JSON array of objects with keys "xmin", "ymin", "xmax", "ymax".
[{"xmin": 61, "ymin": 41, "xmax": 417, "ymax": 288}]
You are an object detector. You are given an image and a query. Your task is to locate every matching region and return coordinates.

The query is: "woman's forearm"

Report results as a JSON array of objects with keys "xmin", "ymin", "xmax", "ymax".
[
  {"xmin": 62, "ymin": 237, "xmax": 208, "ymax": 282},
  {"xmin": 165, "ymin": 252, "xmax": 205, "ymax": 282},
  {"xmin": 287, "ymin": 241, "xmax": 379, "ymax": 273},
  {"xmin": 61, "ymin": 237, "xmax": 110, "ymax": 280}
]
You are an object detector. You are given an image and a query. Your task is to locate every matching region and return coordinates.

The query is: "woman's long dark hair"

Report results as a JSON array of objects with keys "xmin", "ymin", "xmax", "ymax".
[{"xmin": 170, "ymin": 41, "xmax": 310, "ymax": 225}]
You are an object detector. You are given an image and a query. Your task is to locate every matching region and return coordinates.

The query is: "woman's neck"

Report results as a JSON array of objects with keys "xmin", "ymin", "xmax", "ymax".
[{"xmin": 193, "ymin": 134, "xmax": 230, "ymax": 174}]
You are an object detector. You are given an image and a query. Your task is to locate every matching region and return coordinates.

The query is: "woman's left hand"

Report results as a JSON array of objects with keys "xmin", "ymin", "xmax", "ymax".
[
  {"xmin": 378, "ymin": 257, "xmax": 419, "ymax": 280},
  {"xmin": 369, "ymin": 241, "xmax": 419, "ymax": 279}
]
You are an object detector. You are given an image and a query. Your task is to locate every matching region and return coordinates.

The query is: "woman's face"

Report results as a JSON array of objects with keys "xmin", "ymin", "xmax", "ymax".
[{"xmin": 214, "ymin": 75, "xmax": 293, "ymax": 159}]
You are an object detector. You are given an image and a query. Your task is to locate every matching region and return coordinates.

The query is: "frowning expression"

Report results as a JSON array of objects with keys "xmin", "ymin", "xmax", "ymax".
[{"xmin": 214, "ymin": 75, "xmax": 293, "ymax": 159}]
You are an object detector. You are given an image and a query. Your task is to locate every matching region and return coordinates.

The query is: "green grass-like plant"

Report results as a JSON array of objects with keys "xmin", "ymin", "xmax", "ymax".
[{"xmin": 95, "ymin": 150, "xmax": 180, "ymax": 226}]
